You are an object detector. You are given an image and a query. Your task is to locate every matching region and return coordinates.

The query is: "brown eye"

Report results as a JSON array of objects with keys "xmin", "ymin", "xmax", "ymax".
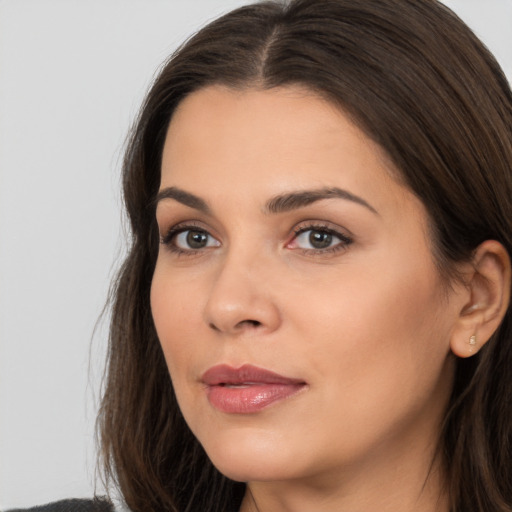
[
  {"xmin": 162, "ymin": 227, "xmax": 221, "ymax": 252},
  {"xmin": 289, "ymin": 225, "xmax": 353, "ymax": 254},
  {"xmin": 186, "ymin": 230, "xmax": 209, "ymax": 249},
  {"xmin": 309, "ymin": 230, "xmax": 333, "ymax": 249},
  {"xmin": 294, "ymin": 228, "xmax": 340, "ymax": 250}
]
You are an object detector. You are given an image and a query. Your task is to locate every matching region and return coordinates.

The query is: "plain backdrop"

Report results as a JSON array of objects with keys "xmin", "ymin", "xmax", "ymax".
[{"xmin": 0, "ymin": 0, "xmax": 511, "ymax": 509}]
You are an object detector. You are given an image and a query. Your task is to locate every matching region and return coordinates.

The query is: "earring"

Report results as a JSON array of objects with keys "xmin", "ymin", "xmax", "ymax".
[{"xmin": 469, "ymin": 335, "xmax": 477, "ymax": 346}]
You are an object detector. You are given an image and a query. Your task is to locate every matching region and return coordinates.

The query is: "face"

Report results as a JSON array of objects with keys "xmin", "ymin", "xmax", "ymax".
[{"xmin": 151, "ymin": 86, "xmax": 465, "ymax": 485}]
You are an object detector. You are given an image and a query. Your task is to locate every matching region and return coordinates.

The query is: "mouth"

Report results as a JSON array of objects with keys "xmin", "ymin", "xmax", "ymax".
[{"xmin": 201, "ymin": 364, "xmax": 307, "ymax": 414}]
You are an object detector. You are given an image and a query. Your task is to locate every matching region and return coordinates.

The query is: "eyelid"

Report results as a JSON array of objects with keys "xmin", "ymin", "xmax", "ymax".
[
  {"xmin": 291, "ymin": 220, "xmax": 353, "ymax": 240},
  {"xmin": 160, "ymin": 220, "xmax": 204, "ymax": 243}
]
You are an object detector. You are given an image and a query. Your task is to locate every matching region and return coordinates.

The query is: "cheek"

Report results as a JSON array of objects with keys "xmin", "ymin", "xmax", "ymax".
[
  {"xmin": 150, "ymin": 267, "xmax": 212, "ymax": 430},
  {"xmin": 272, "ymin": 263, "xmax": 452, "ymax": 471},
  {"xmin": 150, "ymin": 265, "xmax": 200, "ymax": 376},
  {"xmin": 293, "ymin": 252, "xmax": 444, "ymax": 344},
  {"xmin": 292, "ymin": 250, "xmax": 452, "ymax": 412}
]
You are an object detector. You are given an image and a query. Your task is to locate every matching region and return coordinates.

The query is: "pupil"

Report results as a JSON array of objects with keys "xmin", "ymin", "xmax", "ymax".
[
  {"xmin": 309, "ymin": 230, "xmax": 332, "ymax": 249},
  {"xmin": 187, "ymin": 230, "xmax": 207, "ymax": 249}
]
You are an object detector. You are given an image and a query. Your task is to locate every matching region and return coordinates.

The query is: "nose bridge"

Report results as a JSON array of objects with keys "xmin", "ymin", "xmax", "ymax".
[{"xmin": 203, "ymin": 241, "xmax": 281, "ymax": 335}]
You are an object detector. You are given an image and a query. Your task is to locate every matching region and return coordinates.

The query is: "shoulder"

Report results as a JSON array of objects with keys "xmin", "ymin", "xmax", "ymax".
[{"xmin": 5, "ymin": 498, "xmax": 114, "ymax": 512}]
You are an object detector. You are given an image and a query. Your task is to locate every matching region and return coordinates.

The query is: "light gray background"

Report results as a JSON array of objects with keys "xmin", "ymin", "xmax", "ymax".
[{"xmin": 1, "ymin": 0, "xmax": 511, "ymax": 509}]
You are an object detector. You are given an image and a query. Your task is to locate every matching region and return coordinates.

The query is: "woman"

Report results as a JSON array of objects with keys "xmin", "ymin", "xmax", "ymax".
[{"xmin": 98, "ymin": 0, "xmax": 512, "ymax": 511}]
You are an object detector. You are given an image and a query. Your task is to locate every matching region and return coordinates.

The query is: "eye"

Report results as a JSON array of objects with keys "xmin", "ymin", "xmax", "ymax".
[
  {"xmin": 161, "ymin": 225, "xmax": 221, "ymax": 253},
  {"xmin": 175, "ymin": 229, "xmax": 216, "ymax": 250},
  {"xmin": 288, "ymin": 224, "xmax": 352, "ymax": 253},
  {"xmin": 295, "ymin": 229, "xmax": 335, "ymax": 249}
]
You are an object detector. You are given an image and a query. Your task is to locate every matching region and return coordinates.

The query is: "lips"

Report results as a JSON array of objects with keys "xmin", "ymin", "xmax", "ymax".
[{"xmin": 202, "ymin": 364, "xmax": 307, "ymax": 414}]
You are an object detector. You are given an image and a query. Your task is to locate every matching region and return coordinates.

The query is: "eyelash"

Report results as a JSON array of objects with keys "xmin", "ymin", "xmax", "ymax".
[{"xmin": 159, "ymin": 222, "xmax": 353, "ymax": 256}]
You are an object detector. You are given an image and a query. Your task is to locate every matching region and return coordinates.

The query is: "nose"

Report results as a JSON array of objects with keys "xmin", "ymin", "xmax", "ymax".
[{"xmin": 203, "ymin": 250, "xmax": 281, "ymax": 336}]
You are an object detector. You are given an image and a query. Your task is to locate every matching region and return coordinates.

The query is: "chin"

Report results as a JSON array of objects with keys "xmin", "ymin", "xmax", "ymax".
[
  {"xmin": 211, "ymin": 456, "xmax": 294, "ymax": 483},
  {"xmin": 199, "ymin": 427, "xmax": 300, "ymax": 483}
]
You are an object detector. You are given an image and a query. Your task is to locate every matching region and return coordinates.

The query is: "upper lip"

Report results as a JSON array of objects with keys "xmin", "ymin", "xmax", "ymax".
[{"xmin": 201, "ymin": 364, "xmax": 305, "ymax": 386}]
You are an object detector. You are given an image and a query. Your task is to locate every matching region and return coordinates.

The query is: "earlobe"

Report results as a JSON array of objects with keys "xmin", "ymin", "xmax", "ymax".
[{"xmin": 450, "ymin": 240, "xmax": 511, "ymax": 358}]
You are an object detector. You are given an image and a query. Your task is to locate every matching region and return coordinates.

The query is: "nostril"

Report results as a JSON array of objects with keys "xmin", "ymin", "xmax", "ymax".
[
  {"xmin": 208, "ymin": 319, "xmax": 263, "ymax": 333},
  {"xmin": 209, "ymin": 322, "xmax": 221, "ymax": 332},
  {"xmin": 238, "ymin": 319, "xmax": 262, "ymax": 328},
  {"xmin": 208, "ymin": 319, "xmax": 261, "ymax": 332}
]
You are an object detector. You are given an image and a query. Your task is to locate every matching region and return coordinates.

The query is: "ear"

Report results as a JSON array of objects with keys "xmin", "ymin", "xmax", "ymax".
[{"xmin": 450, "ymin": 240, "xmax": 511, "ymax": 358}]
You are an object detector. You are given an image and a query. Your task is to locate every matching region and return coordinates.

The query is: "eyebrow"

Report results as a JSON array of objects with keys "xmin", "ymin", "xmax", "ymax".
[
  {"xmin": 264, "ymin": 187, "xmax": 378, "ymax": 215},
  {"xmin": 154, "ymin": 187, "xmax": 211, "ymax": 214},
  {"xmin": 154, "ymin": 186, "xmax": 378, "ymax": 215}
]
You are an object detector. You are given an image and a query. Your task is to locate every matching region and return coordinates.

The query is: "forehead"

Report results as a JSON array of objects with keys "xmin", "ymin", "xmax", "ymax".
[{"xmin": 160, "ymin": 85, "xmax": 413, "ymax": 215}]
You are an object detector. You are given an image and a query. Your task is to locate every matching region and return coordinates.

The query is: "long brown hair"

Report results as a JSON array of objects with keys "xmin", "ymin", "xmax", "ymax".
[{"xmin": 98, "ymin": 1, "xmax": 512, "ymax": 510}]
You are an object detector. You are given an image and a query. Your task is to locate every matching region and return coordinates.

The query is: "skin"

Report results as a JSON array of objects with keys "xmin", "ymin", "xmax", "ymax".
[{"xmin": 150, "ymin": 85, "xmax": 477, "ymax": 512}]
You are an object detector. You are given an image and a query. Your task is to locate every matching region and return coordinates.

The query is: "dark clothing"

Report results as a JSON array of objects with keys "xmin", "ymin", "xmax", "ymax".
[{"xmin": 5, "ymin": 498, "xmax": 114, "ymax": 512}]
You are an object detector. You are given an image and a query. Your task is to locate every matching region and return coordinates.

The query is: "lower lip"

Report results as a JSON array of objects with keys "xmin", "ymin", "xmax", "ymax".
[{"xmin": 206, "ymin": 383, "xmax": 305, "ymax": 414}]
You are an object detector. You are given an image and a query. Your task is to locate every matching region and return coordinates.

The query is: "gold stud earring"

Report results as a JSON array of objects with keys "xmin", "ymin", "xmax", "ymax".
[{"xmin": 469, "ymin": 335, "xmax": 477, "ymax": 346}]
